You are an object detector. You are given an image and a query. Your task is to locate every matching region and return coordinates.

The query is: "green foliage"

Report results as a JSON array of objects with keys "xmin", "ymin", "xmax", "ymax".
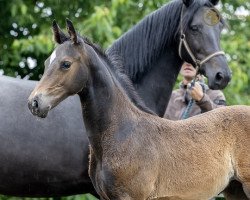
[{"xmin": 220, "ymin": 1, "xmax": 250, "ymax": 105}]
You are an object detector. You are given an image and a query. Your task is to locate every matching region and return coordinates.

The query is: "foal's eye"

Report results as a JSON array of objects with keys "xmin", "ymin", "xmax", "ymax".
[{"xmin": 60, "ymin": 61, "xmax": 72, "ymax": 70}]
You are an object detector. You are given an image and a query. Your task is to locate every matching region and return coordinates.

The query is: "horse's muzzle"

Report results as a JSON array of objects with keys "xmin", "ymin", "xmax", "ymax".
[
  {"xmin": 209, "ymin": 70, "xmax": 232, "ymax": 90},
  {"xmin": 28, "ymin": 96, "xmax": 50, "ymax": 118}
]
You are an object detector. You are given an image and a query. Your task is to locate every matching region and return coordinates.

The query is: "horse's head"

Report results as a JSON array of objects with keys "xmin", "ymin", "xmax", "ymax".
[
  {"xmin": 179, "ymin": 0, "xmax": 231, "ymax": 89},
  {"xmin": 28, "ymin": 20, "xmax": 90, "ymax": 118}
]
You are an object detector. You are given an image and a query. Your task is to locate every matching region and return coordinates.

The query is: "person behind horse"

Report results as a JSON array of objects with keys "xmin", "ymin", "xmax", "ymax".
[{"xmin": 164, "ymin": 62, "xmax": 226, "ymax": 120}]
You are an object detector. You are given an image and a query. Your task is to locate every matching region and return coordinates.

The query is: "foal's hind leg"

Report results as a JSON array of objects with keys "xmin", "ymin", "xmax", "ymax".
[
  {"xmin": 242, "ymin": 182, "xmax": 250, "ymax": 199},
  {"xmin": 223, "ymin": 180, "xmax": 248, "ymax": 200}
]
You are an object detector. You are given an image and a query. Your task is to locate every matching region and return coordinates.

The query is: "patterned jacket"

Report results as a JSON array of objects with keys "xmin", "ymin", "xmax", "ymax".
[{"xmin": 163, "ymin": 83, "xmax": 226, "ymax": 120}]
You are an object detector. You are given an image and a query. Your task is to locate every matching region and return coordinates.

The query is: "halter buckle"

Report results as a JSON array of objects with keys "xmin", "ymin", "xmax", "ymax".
[
  {"xmin": 180, "ymin": 34, "xmax": 185, "ymax": 40},
  {"xmin": 195, "ymin": 60, "xmax": 201, "ymax": 68}
]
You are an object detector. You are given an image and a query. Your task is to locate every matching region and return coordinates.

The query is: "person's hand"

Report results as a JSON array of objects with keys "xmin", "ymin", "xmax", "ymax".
[{"xmin": 187, "ymin": 82, "xmax": 204, "ymax": 101}]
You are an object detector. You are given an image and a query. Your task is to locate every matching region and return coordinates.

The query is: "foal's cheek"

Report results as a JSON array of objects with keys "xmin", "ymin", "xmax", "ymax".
[{"xmin": 66, "ymin": 71, "xmax": 88, "ymax": 95}]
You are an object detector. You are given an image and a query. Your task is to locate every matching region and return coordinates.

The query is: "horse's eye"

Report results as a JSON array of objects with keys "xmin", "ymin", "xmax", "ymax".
[
  {"xmin": 61, "ymin": 61, "xmax": 72, "ymax": 70},
  {"xmin": 190, "ymin": 25, "xmax": 199, "ymax": 32}
]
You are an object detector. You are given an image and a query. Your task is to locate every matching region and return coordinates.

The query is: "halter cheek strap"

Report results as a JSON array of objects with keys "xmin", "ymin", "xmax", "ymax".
[
  {"xmin": 178, "ymin": 34, "xmax": 225, "ymax": 69},
  {"xmin": 178, "ymin": 4, "xmax": 225, "ymax": 71}
]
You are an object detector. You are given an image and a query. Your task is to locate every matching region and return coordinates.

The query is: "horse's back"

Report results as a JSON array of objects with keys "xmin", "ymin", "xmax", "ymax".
[
  {"xmin": 187, "ymin": 105, "xmax": 250, "ymax": 132},
  {"xmin": 152, "ymin": 105, "xmax": 250, "ymax": 199},
  {"xmin": 188, "ymin": 105, "xmax": 250, "ymax": 193},
  {"xmin": 186, "ymin": 105, "xmax": 250, "ymax": 144},
  {"xmin": 210, "ymin": 105, "xmax": 250, "ymax": 136},
  {"xmin": 0, "ymin": 75, "xmax": 93, "ymax": 196}
]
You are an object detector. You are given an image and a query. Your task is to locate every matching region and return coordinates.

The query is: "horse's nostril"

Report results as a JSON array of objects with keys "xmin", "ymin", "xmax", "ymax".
[
  {"xmin": 32, "ymin": 100, "xmax": 39, "ymax": 108},
  {"xmin": 216, "ymin": 72, "xmax": 224, "ymax": 82}
]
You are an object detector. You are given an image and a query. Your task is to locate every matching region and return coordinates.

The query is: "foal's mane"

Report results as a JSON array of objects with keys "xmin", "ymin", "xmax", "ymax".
[
  {"xmin": 81, "ymin": 36, "xmax": 156, "ymax": 115},
  {"xmin": 107, "ymin": 0, "xmax": 225, "ymax": 81}
]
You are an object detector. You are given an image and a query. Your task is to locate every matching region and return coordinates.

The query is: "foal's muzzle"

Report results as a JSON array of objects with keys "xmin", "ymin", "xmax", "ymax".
[{"xmin": 28, "ymin": 95, "xmax": 51, "ymax": 118}]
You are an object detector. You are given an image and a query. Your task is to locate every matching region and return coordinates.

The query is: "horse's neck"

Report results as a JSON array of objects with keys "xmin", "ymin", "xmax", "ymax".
[
  {"xmin": 107, "ymin": 1, "xmax": 183, "ymax": 116},
  {"xmin": 107, "ymin": 46, "xmax": 182, "ymax": 116},
  {"xmin": 134, "ymin": 49, "xmax": 182, "ymax": 116},
  {"xmin": 78, "ymin": 61, "xmax": 138, "ymax": 157}
]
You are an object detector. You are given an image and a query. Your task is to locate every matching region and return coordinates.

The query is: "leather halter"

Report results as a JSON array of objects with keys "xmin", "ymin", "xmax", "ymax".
[{"xmin": 178, "ymin": 4, "xmax": 225, "ymax": 72}]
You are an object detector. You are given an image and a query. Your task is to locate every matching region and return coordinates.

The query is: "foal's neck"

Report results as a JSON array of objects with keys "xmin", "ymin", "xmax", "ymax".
[{"xmin": 78, "ymin": 53, "xmax": 138, "ymax": 156}]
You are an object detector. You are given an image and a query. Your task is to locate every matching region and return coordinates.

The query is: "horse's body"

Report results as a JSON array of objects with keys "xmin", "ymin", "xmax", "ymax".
[
  {"xmin": 0, "ymin": 76, "xmax": 95, "ymax": 196},
  {"xmin": 28, "ymin": 22, "xmax": 250, "ymax": 199},
  {"xmin": 1, "ymin": 0, "xmax": 233, "ymax": 197}
]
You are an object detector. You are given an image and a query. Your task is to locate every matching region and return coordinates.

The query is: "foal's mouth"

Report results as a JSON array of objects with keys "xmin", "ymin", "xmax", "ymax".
[
  {"xmin": 35, "ymin": 107, "xmax": 51, "ymax": 118},
  {"xmin": 28, "ymin": 100, "xmax": 51, "ymax": 118}
]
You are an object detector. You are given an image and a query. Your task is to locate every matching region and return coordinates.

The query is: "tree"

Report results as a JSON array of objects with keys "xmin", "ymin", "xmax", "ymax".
[{"xmin": 220, "ymin": 0, "xmax": 250, "ymax": 105}]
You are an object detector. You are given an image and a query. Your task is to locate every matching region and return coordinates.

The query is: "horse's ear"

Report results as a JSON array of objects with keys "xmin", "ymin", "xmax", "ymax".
[
  {"xmin": 182, "ymin": 0, "xmax": 194, "ymax": 7},
  {"xmin": 52, "ymin": 20, "xmax": 68, "ymax": 44},
  {"xmin": 209, "ymin": 0, "xmax": 219, "ymax": 5},
  {"xmin": 66, "ymin": 18, "xmax": 78, "ymax": 44}
]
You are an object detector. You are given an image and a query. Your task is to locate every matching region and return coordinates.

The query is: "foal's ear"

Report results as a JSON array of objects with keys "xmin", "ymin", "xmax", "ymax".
[
  {"xmin": 52, "ymin": 20, "xmax": 68, "ymax": 44},
  {"xmin": 209, "ymin": 0, "xmax": 219, "ymax": 5},
  {"xmin": 66, "ymin": 18, "xmax": 78, "ymax": 44},
  {"xmin": 182, "ymin": 0, "xmax": 194, "ymax": 7}
]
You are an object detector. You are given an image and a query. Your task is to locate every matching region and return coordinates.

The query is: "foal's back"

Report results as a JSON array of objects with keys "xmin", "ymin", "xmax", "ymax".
[{"xmin": 142, "ymin": 105, "xmax": 250, "ymax": 199}]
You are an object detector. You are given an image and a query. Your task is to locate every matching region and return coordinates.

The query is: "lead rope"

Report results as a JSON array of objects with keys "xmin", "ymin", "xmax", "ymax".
[{"xmin": 181, "ymin": 79, "xmax": 206, "ymax": 119}]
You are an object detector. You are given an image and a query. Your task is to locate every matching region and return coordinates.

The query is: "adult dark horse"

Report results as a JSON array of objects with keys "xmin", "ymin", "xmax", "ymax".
[
  {"xmin": 107, "ymin": 0, "xmax": 231, "ymax": 116},
  {"xmin": 28, "ymin": 20, "xmax": 250, "ymax": 199},
  {"xmin": 0, "ymin": 0, "xmax": 235, "ymax": 198}
]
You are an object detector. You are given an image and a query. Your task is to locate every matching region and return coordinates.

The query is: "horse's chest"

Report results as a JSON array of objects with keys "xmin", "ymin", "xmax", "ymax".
[{"xmin": 89, "ymin": 155, "xmax": 119, "ymax": 198}]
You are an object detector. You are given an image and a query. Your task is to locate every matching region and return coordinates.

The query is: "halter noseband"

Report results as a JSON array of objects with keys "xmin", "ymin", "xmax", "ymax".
[{"xmin": 178, "ymin": 4, "xmax": 225, "ymax": 72}]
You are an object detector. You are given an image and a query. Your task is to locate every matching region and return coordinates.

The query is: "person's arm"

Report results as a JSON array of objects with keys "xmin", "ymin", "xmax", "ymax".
[
  {"xmin": 188, "ymin": 82, "xmax": 226, "ymax": 113},
  {"xmin": 196, "ymin": 91, "xmax": 226, "ymax": 113}
]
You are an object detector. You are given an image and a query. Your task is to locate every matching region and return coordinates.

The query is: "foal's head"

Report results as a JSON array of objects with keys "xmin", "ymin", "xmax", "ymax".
[
  {"xmin": 28, "ymin": 20, "xmax": 154, "ymax": 118},
  {"xmin": 28, "ymin": 20, "xmax": 93, "ymax": 118},
  {"xmin": 179, "ymin": 0, "xmax": 231, "ymax": 89}
]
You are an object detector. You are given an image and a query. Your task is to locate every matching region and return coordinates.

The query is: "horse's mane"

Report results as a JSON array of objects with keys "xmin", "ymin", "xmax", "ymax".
[
  {"xmin": 81, "ymin": 36, "xmax": 156, "ymax": 115},
  {"xmin": 107, "ymin": 0, "xmax": 226, "ymax": 81}
]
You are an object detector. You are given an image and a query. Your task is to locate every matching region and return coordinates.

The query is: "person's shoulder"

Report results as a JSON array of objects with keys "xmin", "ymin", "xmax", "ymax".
[{"xmin": 171, "ymin": 88, "xmax": 183, "ymax": 97}]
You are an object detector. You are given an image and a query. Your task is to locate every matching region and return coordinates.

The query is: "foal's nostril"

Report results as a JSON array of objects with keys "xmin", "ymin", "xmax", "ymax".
[
  {"xmin": 215, "ymin": 72, "xmax": 224, "ymax": 82},
  {"xmin": 32, "ymin": 99, "xmax": 39, "ymax": 109}
]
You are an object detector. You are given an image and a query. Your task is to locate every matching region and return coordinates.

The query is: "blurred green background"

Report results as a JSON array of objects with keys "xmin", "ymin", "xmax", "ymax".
[{"xmin": 0, "ymin": 0, "xmax": 249, "ymax": 199}]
